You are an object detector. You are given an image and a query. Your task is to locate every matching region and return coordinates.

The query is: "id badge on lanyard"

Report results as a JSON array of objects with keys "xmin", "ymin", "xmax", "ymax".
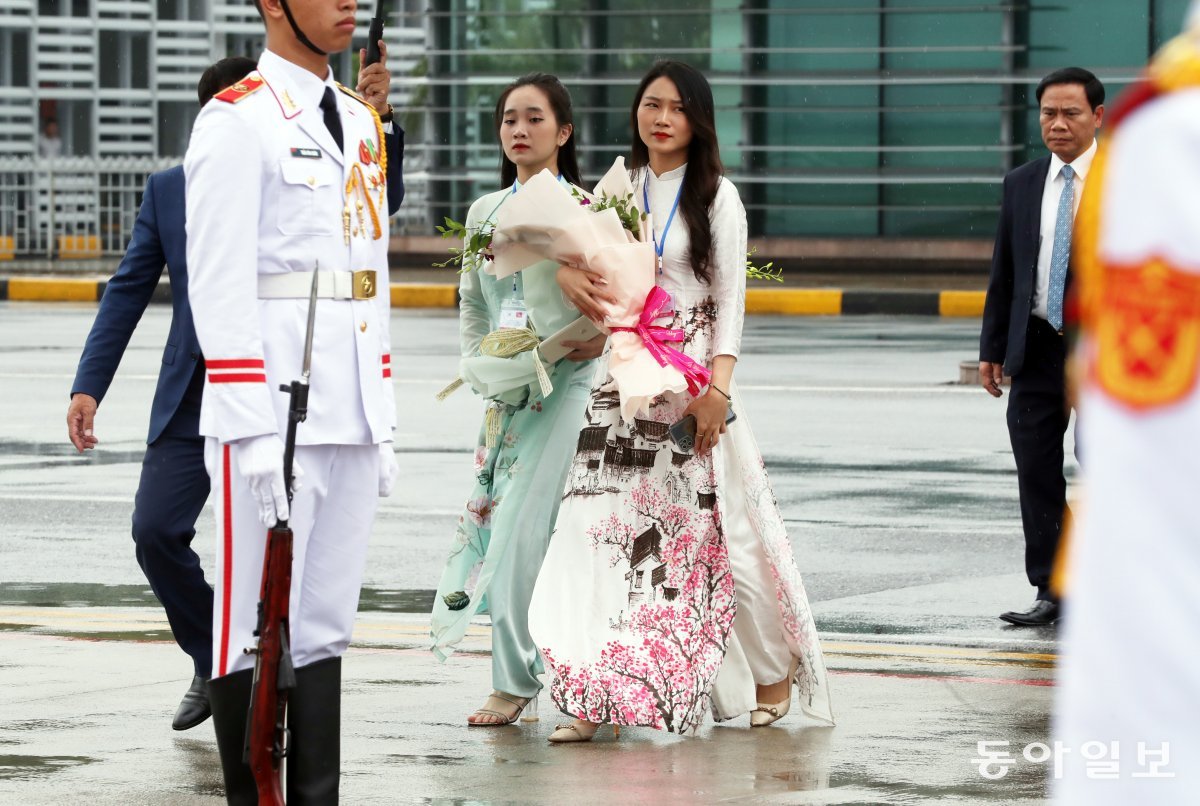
[
  {"xmin": 499, "ymin": 273, "xmax": 528, "ymax": 330},
  {"xmin": 499, "ymin": 297, "xmax": 528, "ymax": 330}
]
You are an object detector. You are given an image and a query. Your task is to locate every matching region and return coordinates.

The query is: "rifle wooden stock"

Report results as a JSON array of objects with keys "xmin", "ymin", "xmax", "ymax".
[
  {"xmin": 245, "ymin": 523, "xmax": 295, "ymax": 805},
  {"xmin": 244, "ymin": 282, "xmax": 312, "ymax": 803}
]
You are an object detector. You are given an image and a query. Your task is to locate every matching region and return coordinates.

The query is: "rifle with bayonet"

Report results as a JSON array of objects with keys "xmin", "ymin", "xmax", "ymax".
[{"xmin": 244, "ymin": 270, "xmax": 320, "ymax": 805}]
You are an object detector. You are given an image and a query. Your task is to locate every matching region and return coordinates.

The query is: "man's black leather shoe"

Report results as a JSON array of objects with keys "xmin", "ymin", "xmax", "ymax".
[
  {"xmin": 172, "ymin": 675, "xmax": 211, "ymax": 731},
  {"xmin": 1000, "ymin": 600, "xmax": 1060, "ymax": 626}
]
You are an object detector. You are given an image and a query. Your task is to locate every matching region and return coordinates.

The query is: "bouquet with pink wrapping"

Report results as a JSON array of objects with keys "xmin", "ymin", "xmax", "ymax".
[{"xmin": 488, "ymin": 159, "xmax": 710, "ymax": 420}]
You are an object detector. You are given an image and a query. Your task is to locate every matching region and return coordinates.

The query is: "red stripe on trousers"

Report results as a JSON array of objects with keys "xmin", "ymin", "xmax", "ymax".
[
  {"xmin": 382, "ymin": 369, "xmax": 392, "ymax": 378},
  {"xmin": 207, "ymin": 358, "xmax": 265, "ymax": 369},
  {"xmin": 208, "ymin": 373, "xmax": 267, "ymax": 384},
  {"xmin": 218, "ymin": 444, "xmax": 233, "ymax": 677},
  {"xmin": 382, "ymin": 354, "xmax": 391, "ymax": 364}
]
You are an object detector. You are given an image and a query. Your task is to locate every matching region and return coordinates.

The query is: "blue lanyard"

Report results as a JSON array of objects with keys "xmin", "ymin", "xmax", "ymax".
[{"xmin": 642, "ymin": 175, "xmax": 683, "ymax": 274}]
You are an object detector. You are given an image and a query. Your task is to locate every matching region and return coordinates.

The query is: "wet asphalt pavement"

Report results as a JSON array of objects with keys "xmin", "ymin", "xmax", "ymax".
[{"xmin": 0, "ymin": 303, "xmax": 1071, "ymax": 804}]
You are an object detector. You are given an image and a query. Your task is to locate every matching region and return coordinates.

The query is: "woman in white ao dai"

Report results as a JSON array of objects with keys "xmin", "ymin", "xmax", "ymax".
[{"xmin": 529, "ymin": 61, "xmax": 833, "ymax": 742}]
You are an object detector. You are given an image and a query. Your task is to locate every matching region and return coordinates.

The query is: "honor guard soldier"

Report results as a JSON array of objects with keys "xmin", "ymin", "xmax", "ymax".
[
  {"xmin": 1054, "ymin": 7, "xmax": 1200, "ymax": 803},
  {"xmin": 183, "ymin": 0, "xmax": 400, "ymax": 801}
]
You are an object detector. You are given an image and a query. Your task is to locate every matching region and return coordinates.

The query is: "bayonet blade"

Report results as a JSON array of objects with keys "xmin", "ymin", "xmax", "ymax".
[{"xmin": 301, "ymin": 268, "xmax": 319, "ymax": 381}]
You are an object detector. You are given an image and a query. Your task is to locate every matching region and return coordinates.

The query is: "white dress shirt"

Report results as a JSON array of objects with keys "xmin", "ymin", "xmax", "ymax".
[{"xmin": 1033, "ymin": 137, "xmax": 1097, "ymax": 320}]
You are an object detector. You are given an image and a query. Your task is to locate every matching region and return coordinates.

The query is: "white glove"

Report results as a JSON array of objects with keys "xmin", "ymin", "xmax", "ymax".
[
  {"xmin": 235, "ymin": 434, "xmax": 292, "ymax": 527},
  {"xmin": 379, "ymin": 441, "xmax": 399, "ymax": 497}
]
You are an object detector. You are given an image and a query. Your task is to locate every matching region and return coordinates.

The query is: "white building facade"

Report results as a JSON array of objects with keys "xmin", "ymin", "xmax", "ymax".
[{"xmin": 0, "ymin": 0, "xmax": 426, "ymax": 255}]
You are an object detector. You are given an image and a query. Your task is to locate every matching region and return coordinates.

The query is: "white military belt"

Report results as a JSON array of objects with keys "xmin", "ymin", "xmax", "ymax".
[{"xmin": 258, "ymin": 270, "xmax": 378, "ymax": 300}]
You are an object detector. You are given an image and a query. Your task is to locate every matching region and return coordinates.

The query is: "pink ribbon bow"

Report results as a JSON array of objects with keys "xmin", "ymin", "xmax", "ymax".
[{"xmin": 611, "ymin": 286, "xmax": 712, "ymax": 396}]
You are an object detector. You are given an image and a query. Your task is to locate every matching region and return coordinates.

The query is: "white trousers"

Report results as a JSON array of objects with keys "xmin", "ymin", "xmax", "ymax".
[
  {"xmin": 1054, "ymin": 392, "xmax": 1200, "ymax": 803},
  {"xmin": 710, "ymin": 440, "xmax": 792, "ymax": 720},
  {"xmin": 205, "ymin": 440, "xmax": 379, "ymax": 678}
]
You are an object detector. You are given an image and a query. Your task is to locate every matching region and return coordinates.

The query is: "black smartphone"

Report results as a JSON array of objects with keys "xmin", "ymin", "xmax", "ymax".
[{"xmin": 668, "ymin": 405, "xmax": 737, "ymax": 452}]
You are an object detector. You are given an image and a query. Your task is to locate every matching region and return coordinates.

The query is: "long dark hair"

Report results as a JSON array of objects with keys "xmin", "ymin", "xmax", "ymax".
[
  {"xmin": 493, "ymin": 73, "xmax": 582, "ymax": 188},
  {"xmin": 629, "ymin": 60, "xmax": 723, "ymax": 284}
]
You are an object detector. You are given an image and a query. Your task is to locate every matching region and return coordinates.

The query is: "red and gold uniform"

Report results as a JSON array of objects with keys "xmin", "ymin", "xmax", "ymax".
[{"xmin": 1054, "ymin": 22, "xmax": 1200, "ymax": 804}]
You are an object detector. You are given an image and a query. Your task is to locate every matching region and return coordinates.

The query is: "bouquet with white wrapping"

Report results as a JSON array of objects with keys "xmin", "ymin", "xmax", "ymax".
[{"xmin": 488, "ymin": 158, "xmax": 711, "ymax": 420}]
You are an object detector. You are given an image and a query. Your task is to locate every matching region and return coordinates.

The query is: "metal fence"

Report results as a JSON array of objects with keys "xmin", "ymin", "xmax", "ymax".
[
  {"xmin": 0, "ymin": 157, "xmax": 174, "ymax": 257},
  {"xmin": 0, "ymin": 156, "xmax": 430, "ymax": 258}
]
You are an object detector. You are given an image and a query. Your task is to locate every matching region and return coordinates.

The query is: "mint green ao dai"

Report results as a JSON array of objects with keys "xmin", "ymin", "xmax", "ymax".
[{"xmin": 430, "ymin": 187, "xmax": 595, "ymax": 698}]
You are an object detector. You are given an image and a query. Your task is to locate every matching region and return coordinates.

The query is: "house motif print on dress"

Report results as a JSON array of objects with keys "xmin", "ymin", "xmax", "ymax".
[{"xmin": 543, "ymin": 295, "xmax": 737, "ymax": 734}]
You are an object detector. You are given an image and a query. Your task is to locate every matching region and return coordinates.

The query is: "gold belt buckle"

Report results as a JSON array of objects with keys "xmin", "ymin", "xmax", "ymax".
[{"xmin": 352, "ymin": 270, "xmax": 377, "ymax": 300}]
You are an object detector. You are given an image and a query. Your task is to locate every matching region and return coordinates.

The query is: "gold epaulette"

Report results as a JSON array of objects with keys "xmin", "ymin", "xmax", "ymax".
[
  {"xmin": 214, "ymin": 73, "xmax": 265, "ymax": 104},
  {"xmin": 337, "ymin": 83, "xmax": 387, "ymax": 176},
  {"xmin": 336, "ymin": 83, "xmax": 372, "ymax": 108}
]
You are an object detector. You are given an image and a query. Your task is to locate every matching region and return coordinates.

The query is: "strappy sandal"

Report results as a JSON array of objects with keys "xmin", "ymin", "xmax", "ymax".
[
  {"xmin": 466, "ymin": 690, "xmax": 538, "ymax": 726},
  {"xmin": 547, "ymin": 719, "xmax": 620, "ymax": 743}
]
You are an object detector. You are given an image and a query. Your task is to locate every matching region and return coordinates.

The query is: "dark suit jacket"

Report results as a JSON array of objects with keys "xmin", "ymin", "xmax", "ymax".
[
  {"xmin": 384, "ymin": 124, "xmax": 405, "ymax": 214},
  {"xmin": 71, "ymin": 127, "xmax": 405, "ymax": 445},
  {"xmin": 979, "ymin": 155, "xmax": 1052, "ymax": 377},
  {"xmin": 72, "ymin": 166, "xmax": 197, "ymax": 444}
]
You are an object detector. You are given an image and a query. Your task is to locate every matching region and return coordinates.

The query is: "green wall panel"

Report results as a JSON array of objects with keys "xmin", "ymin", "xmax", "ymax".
[{"xmin": 423, "ymin": 0, "xmax": 1168, "ymax": 238}]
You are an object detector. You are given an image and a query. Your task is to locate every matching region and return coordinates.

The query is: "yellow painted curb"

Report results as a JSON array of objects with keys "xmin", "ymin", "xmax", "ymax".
[
  {"xmin": 823, "ymin": 641, "xmax": 1057, "ymax": 667},
  {"xmin": 390, "ymin": 283, "xmax": 458, "ymax": 308},
  {"xmin": 939, "ymin": 290, "xmax": 986, "ymax": 317},
  {"xmin": 7, "ymin": 277, "xmax": 99, "ymax": 302},
  {"xmin": 57, "ymin": 234, "xmax": 101, "ymax": 259},
  {"xmin": 746, "ymin": 288, "xmax": 842, "ymax": 315}
]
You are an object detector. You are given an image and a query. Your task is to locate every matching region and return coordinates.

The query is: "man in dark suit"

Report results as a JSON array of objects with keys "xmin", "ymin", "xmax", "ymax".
[
  {"xmin": 980, "ymin": 67, "xmax": 1105, "ymax": 627},
  {"xmin": 66, "ymin": 53, "xmax": 405, "ymax": 730}
]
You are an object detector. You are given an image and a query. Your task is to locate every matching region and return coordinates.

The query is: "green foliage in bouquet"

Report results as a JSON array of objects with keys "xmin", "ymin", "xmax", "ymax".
[
  {"xmin": 745, "ymin": 246, "xmax": 783, "ymax": 282},
  {"xmin": 434, "ymin": 216, "xmax": 494, "ymax": 273},
  {"xmin": 570, "ymin": 187, "xmax": 642, "ymax": 240}
]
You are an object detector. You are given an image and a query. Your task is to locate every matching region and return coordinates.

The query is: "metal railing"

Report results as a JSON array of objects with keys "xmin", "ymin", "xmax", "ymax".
[
  {"xmin": 0, "ymin": 157, "xmax": 173, "ymax": 258},
  {"xmin": 0, "ymin": 156, "xmax": 429, "ymax": 258}
]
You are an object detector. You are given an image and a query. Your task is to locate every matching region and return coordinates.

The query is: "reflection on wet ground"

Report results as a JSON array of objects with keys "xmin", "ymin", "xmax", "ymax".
[
  {"xmin": 0, "ymin": 607, "xmax": 1055, "ymax": 802},
  {"xmin": 0, "ymin": 755, "xmax": 95, "ymax": 779},
  {"xmin": 0, "ymin": 582, "xmax": 438, "ymax": 614},
  {"xmin": 1, "ymin": 309, "xmax": 1060, "ymax": 802}
]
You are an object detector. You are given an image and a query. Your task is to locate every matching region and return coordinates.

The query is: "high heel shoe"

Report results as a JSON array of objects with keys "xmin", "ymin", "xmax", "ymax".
[
  {"xmin": 467, "ymin": 690, "xmax": 539, "ymax": 726},
  {"xmin": 751, "ymin": 656, "xmax": 799, "ymax": 728},
  {"xmin": 547, "ymin": 719, "xmax": 621, "ymax": 743}
]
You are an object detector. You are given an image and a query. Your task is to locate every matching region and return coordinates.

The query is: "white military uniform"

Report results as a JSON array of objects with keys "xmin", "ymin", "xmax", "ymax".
[
  {"xmin": 1054, "ymin": 24, "xmax": 1200, "ymax": 805},
  {"xmin": 184, "ymin": 49, "xmax": 395, "ymax": 679}
]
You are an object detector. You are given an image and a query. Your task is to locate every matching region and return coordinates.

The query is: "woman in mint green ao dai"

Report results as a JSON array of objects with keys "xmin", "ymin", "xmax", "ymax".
[{"xmin": 429, "ymin": 73, "xmax": 605, "ymax": 726}]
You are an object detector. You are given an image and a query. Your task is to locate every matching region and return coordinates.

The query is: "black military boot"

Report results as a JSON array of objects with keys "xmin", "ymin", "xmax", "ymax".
[
  {"xmin": 206, "ymin": 669, "xmax": 258, "ymax": 806},
  {"xmin": 287, "ymin": 656, "xmax": 342, "ymax": 804}
]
